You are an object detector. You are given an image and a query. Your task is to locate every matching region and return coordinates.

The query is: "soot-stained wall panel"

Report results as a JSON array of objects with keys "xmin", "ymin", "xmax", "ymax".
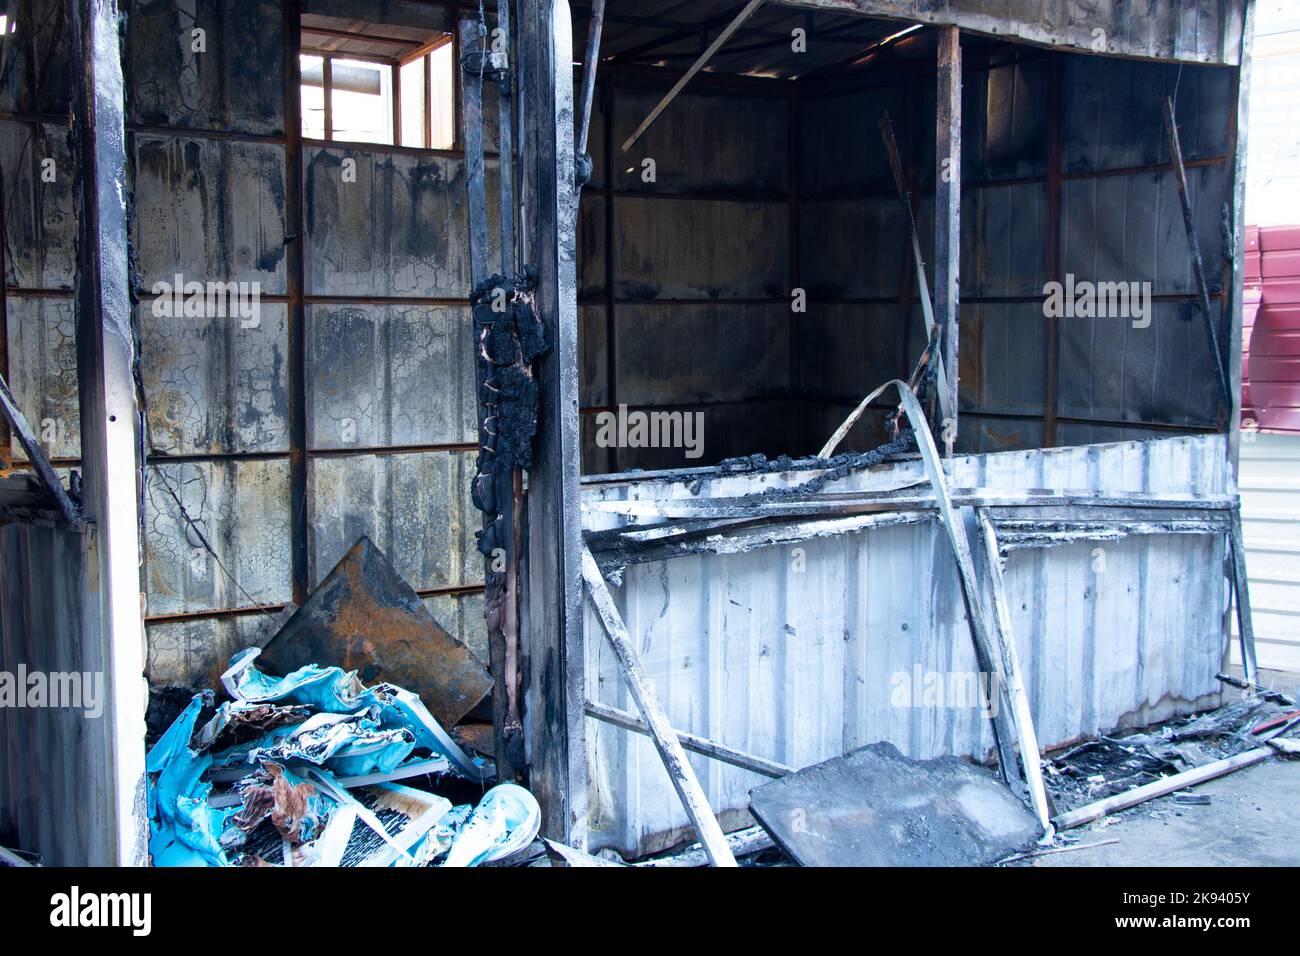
[
  {"xmin": 578, "ymin": 192, "xmax": 606, "ymax": 299},
  {"xmin": 799, "ymin": 83, "xmax": 908, "ymax": 195},
  {"xmin": 957, "ymin": 302, "xmax": 1047, "ymax": 418},
  {"xmin": 613, "ymin": 197, "xmax": 788, "ymax": 300},
  {"xmin": 304, "ymin": 148, "xmax": 500, "ymax": 297},
  {"xmin": 614, "ymin": 303, "xmax": 790, "ymax": 406},
  {"xmin": 424, "ymin": 591, "xmax": 488, "ymax": 667},
  {"xmin": 1061, "ymin": 56, "xmax": 1233, "ymax": 173},
  {"xmin": 132, "ymin": 135, "xmax": 290, "ymax": 292},
  {"xmin": 307, "ymin": 451, "xmax": 478, "ymax": 592},
  {"xmin": 125, "ymin": 0, "xmax": 285, "ymax": 136},
  {"xmin": 146, "ymin": 613, "xmax": 274, "ymax": 694},
  {"xmin": 956, "ymin": 416, "xmax": 1047, "ymax": 454},
  {"xmin": 145, "ymin": 459, "xmax": 294, "ymax": 616},
  {"xmin": 139, "ymin": 302, "xmax": 290, "ymax": 456},
  {"xmin": 797, "ymin": 303, "xmax": 906, "ymax": 404},
  {"xmin": 799, "ymin": 198, "xmax": 905, "ymax": 298},
  {"xmin": 613, "ymin": 87, "xmax": 788, "ymax": 195},
  {"xmin": 0, "ymin": 0, "xmax": 72, "ymax": 116},
  {"xmin": 1060, "ymin": 164, "xmax": 1231, "ymax": 295},
  {"xmin": 5, "ymin": 295, "xmax": 79, "ymax": 462},
  {"xmin": 960, "ymin": 181, "xmax": 1048, "ymax": 297},
  {"xmin": 1057, "ymin": 300, "xmax": 1225, "ymax": 427},
  {"xmin": 961, "ymin": 56, "xmax": 1050, "ymax": 182},
  {"xmin": 602, "ymin": 401, "xmax": 801, "ymax": 472},
  {"xmin": 0, "ymin": 121, "xmax": 77, "ymax": 290},
  {"xmin": 580, "ymin": 304, "xmax": 609, "ymax": 409},
  {"xmin": 305, "ymin": 303, "xmax": 477, "ymax": 450}
]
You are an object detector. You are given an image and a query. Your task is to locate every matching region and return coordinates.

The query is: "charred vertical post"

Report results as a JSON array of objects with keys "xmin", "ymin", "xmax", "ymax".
[
  {"xmin": 68, "ymin": 0, "xmax": 149, "ymax": 865},
  {"xmin": 284, "ymin": 0, "xmax": 309, "ymax": 605},
  {"xmin": 1043, "ymin": 53, "xmax": 1063, "ymax": 448},
  {"xmin": 1227, "ymin": 0, "xmax": 1256, "ymax": 473},
  {"xmin": 462, "ymin": 16, "xmax": 526, "ymax": 783},
  {"xmin": 934, "ymin": 26, "xmax": 961, "ymax": 455},
  {"xmin": 519, "ymin": 0, "xmax": 588, "ymax": 847}
]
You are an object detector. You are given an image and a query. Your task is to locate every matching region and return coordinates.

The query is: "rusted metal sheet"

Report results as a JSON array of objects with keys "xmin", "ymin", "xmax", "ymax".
[
  {"xmin": 259, "ymin": 536, "xmax": 492, "ymax": 729},
  {"xmin": 580, "ymin": 435, "xmax": 1231, "ymax": 857}
]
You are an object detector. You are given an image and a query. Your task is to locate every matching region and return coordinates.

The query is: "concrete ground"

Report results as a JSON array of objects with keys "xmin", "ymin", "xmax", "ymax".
[
  {"xmin": 1025, "ymin": 667, "xmax": 1299, "ymax": 868},
  {"xmin": 1029, "ymin": 758, "xmax": 1299, "ymax": 866}
]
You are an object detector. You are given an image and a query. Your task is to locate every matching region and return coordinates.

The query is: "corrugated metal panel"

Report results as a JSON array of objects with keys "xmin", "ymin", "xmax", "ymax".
[
  {"xmin": 0, "ymin": 524, "xmax": 115, "ymax": 865},
  {"xmin": 1236, "ymin": 431, "xmax": 1300, "ymax": 671},
  {"xmin": 581, "ymin": 434, "xmax": 1230, "ymax": 856}
]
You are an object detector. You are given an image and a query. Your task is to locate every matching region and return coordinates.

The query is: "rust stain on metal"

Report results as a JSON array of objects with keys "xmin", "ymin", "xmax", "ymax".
[{"xmin": 257, "ymin": 536, "xmax": 492, "ymax": 728}]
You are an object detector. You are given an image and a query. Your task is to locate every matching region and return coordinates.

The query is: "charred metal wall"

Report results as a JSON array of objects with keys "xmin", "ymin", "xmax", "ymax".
[
  {"xmin": 578, "ymin": 35, "xmax": 1241, "ymax": 473},
  {"xmin": 2, "ymin": 0, "xmax": 497, "ymax": 697},
  {"xmin": 796, "ymin": 44, "xmax": 1238, "ymax": 455},
  {"xmin": 579, "ymin": 72, "xmax": 799, "ymax": 472}
]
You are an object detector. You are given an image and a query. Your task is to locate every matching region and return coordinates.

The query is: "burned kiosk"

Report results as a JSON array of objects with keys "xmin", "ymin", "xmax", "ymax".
[{"xmin": 520, "ymin": 0, "xmax": 1258, "ymax": 862}]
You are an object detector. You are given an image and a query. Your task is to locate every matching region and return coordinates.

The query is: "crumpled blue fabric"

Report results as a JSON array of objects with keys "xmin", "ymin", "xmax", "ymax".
[{"xmin": 146, "ymin": 692, "xmax": 237, "ymax": 867}]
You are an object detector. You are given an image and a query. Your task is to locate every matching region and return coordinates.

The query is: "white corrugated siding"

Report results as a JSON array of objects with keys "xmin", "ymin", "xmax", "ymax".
[
  {"xmin": 581, "ymin": 435, "xmax": 1231, "ymax": 857},
  {"xmin": 1236, "ymin": 432, "xmax": 1300, "ymax": 671}
]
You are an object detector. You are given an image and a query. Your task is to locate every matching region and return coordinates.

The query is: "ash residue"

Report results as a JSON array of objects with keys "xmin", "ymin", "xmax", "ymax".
[{"xmin": 702, "ymin": 434, "xmax": 914, "ymax": 499}]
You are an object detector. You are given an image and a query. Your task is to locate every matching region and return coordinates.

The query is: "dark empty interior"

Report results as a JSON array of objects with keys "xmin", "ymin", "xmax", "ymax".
[{"xmin": 574, "ymin": 1, "xmax": 1237, "ymax": 473}]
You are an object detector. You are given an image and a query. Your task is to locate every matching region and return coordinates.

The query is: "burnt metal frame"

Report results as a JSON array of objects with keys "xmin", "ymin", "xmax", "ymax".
[{"xmin": 68, "ymin": 0, "xmax": 150, "ymax": 866}]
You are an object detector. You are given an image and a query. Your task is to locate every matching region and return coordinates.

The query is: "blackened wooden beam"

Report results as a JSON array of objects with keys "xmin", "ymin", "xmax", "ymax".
[
  {"xmin": 1164, "ymin": 95, "xmax": 1232, "ymax": 419},
  {"xmin": 461, "ymin": 16, "xmax": 525, "ymax": 783},
  {"xmin": 575, "ymin": 0, "xmax": 605, "ymax": 159}
]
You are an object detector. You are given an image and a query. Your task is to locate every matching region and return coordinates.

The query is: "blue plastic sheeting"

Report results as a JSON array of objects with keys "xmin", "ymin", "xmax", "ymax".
[
  {"xmin": 147, "ymin": 653, "xmax": 497, "ymax": 866},
  {"xmin": 222, "ymin": 649, "xmax": 379, "ymax": 713},
  {"xmin": 443, "ymin": 784, "xmax": 541, "ymax": 867},
  {"xmin": 145, "ymin": 692, "xmax": 237, "ymax": 867}
]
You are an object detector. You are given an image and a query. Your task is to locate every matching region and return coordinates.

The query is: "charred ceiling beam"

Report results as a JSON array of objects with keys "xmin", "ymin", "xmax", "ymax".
[{"xmin": 621, "ymin": 0, "xmax": 765, "ymax": 152}]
